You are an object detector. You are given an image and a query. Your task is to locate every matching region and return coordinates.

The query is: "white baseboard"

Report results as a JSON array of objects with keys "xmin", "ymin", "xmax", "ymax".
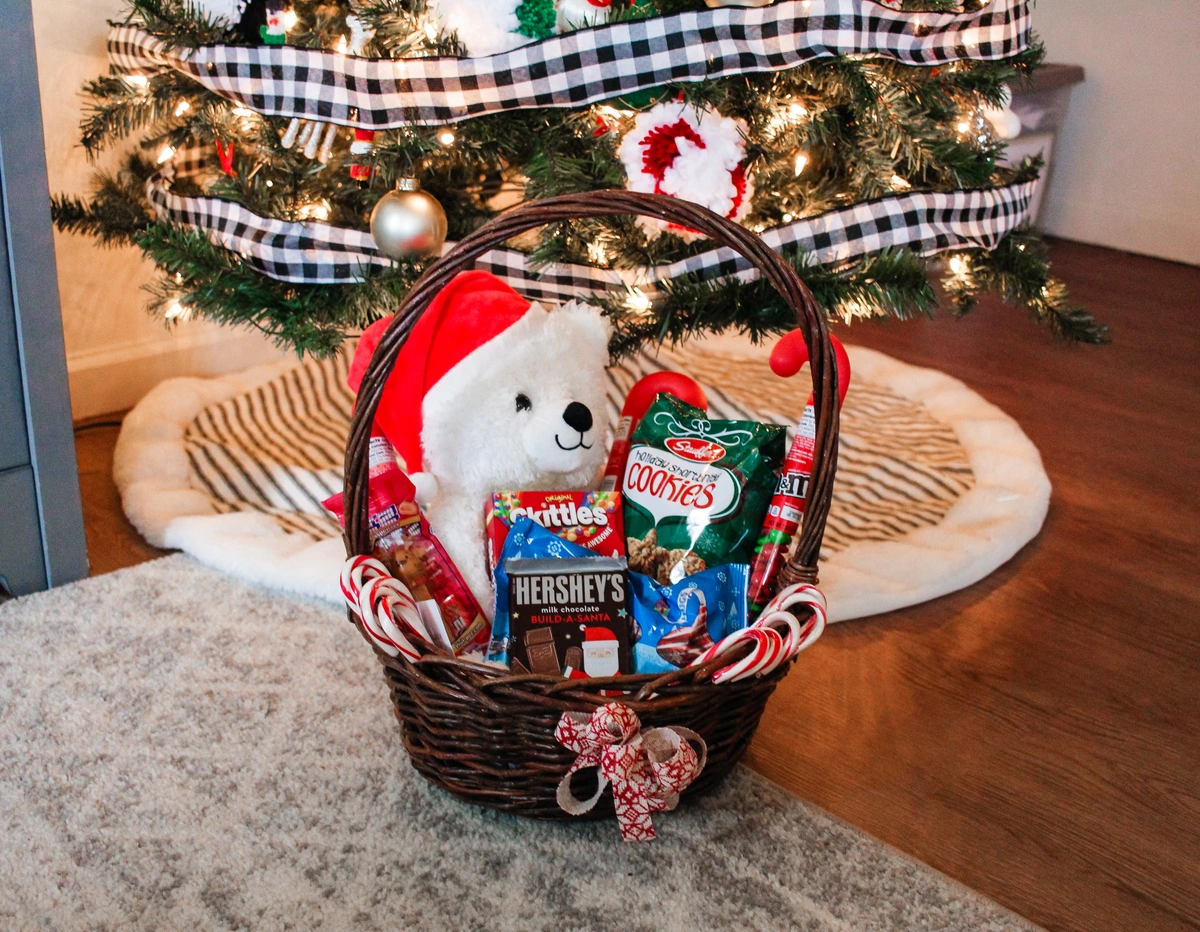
[{"xmin": 67, "ymin": 326, "xmax": 290, "ymax": 420}]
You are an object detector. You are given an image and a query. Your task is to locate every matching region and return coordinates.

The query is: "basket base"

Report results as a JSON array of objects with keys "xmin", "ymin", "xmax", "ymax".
[
  {"xmin": 403, "ymin": 730, "xmax": 757, "ymax": 821},
  {"xmin": 381, "ymin": 659, "xmax": 788, "ymax": 821}
]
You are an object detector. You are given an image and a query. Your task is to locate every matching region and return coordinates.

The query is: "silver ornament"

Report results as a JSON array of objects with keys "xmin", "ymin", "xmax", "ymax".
[{"xmin": 369, "ymin": 179, "xmax": 448, "ymax": 260}]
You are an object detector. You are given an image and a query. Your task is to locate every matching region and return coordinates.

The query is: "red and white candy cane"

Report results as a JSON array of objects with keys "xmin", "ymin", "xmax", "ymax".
[
  {"xmin": 357, "ymin": 575, "xmax": 427, "ymax": 661},
  {"xmin": 757, "ymin": 583, "xmax": 827, "ymax": 656},
  {"xmin": 340, "ymin": 555, "xmax": 425, "ymax": 661},
  {"xmin": 701, "ymin": 627, "xmax": 785, "ymax": 685},
  {"xmin": 691, "ymin": 583, "xmax": 828, "ymax": 683},
  {"xmin": 340, "ymin": 554, "xmax": 390, "ymax": 608}
]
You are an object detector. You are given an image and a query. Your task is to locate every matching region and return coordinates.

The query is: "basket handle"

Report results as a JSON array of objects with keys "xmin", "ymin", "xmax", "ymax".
[{"xmin": 344, "ymin": 190, "xmax": 840, "ymax": 593}]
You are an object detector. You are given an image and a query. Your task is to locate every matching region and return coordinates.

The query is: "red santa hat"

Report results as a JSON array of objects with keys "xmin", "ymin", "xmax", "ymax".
[{"xmin": 347, "ymin": 270, "xmax": 533, "ymax": 472}]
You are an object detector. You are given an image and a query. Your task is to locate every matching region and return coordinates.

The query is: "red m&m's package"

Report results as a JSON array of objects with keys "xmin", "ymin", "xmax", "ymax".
[{"xmin": 486, "ymin": 491, "xmax": 625, "ymax": 572}]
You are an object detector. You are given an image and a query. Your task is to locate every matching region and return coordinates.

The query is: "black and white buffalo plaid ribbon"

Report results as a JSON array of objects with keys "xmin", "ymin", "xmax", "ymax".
[
  {"xmin": 146, "ymin": 165, "xmax": 1037, "ymax": 300},
  {"xmin": 111, "ymin": 0, "xmax": 1030, "ymax": 128}
]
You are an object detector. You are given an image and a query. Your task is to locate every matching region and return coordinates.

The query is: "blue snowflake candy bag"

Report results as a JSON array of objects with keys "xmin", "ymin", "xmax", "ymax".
[
  {"xmin": 627, "ymin": 564, "xmax": 751, "ymax": 675},
  {"xmin": 486, "ymin": 516, "xmax": 594, "ymax": 665}
]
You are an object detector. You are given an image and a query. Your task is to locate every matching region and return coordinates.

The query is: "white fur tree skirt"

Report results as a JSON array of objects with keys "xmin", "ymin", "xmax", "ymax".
[{"xmin": 113, "ymin": 336, "xmax": 1049, "ymax": 622}]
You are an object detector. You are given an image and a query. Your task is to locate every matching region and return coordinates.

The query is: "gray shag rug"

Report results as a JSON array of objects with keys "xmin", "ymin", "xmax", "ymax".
[{"xmin": 0, "ymin": 556, "xmax": 1039, "ymax": 932}]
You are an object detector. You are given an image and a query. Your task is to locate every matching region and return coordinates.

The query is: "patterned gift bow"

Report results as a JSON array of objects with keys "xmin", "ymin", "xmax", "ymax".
[
  {"xmin": 340, "ymin": 554, "xmax": 430, "ymax": 660},
  {"xmin": 555, "ymin": 702, "xmax": 707, "ymax": 842},
  {"xmin": 691, "ymin": 582, "xmax": 828, "ymax": 683}
]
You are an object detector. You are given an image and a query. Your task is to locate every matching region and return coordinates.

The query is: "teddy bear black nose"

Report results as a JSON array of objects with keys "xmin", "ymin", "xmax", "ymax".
[{"xmin": 562, "ymin": 402, "xmax": 593, "ymax": 433}]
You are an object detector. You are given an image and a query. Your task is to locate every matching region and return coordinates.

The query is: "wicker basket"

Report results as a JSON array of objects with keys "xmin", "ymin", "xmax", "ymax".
[{"xmin": 343, "ymin": 190, "xmax": 840, "ymax": 820}]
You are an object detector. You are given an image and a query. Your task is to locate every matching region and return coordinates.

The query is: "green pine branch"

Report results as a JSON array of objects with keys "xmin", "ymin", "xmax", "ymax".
[
  {"xmin": 138, "ymin": 221, "xmax": 427, "ymax": 355},
  {"xmin": 604, "ymin": 247, "xmax": 939, "ymax": 359},
  {"xmin": 50, "ymin": 153, "xmax": 156, "ymax": 245},
  {"xmin": 123, "ymin": 0, "xmax": 236, "ymax": 48},
  {"xmin": 941, "ymin": 229, "xmax": 1109, "ymax": 342},
  {"xmin": 79, "ymin": 71, "xmax": 206, "ymax": 157}
]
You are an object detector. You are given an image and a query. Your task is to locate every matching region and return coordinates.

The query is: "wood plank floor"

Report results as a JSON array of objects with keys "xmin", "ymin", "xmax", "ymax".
[
  {"xmin": 73, "ymin": 239, "xmax": 1200, "ymax": 932},
  {"xmin": 73, "ymin": 419, "xmax": 171, "ymax": 577},
  {"xmin": 749, "ymin": 239, "xmax": 1200, "ymax": 932}
]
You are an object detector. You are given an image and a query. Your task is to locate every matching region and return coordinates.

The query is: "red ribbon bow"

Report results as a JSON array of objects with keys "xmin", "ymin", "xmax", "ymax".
[{"xmin": 555, "ymin": 702, "xmax": 706, "ymax": 842}]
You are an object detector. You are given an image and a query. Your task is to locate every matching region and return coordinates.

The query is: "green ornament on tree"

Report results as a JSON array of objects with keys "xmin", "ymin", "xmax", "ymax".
[
  {"xmin": 516, "ymin": 0, "xmax": 557, "ymax": 40},
  {"xmin": 611, "ymin": 85, "xmax": 671, "ymax": 110}
]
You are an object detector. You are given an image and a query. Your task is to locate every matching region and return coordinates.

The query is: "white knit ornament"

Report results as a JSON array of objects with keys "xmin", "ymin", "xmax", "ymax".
[
  {"xmin": 191, "ymin": 0, "xmax": 248, "ymax": 24},
  {"xmin": 431, "ymin": 0, "xmax": 531, "ymax": 57},
  {"xmin": 557, "ymin": 0, "xmax": 613, "ymax": 33},
  {"xmin": 617, "ymin": 101, "xmax": 754, "ymax": 242}
]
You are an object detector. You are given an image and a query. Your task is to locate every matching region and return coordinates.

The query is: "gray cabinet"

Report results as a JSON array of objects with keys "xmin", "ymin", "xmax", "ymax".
[
  {"xmin": 0, "ymin": 0, "xmax": 88, "ymax": 595},
  {"xmin": 0, "ymin": 217, "xmax": 31, "ymax": 473}
]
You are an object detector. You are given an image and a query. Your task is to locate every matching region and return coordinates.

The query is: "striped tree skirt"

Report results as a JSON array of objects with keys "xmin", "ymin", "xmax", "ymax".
[{"xmin": 113, "ymin": 336, "xmax": 1049, "ymax": 621}]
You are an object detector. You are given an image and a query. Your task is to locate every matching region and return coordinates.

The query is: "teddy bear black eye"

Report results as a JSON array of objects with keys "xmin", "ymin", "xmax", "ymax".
[{"xmin": 515, "ymin": 393, "xmax": 532, "ymax": 412}]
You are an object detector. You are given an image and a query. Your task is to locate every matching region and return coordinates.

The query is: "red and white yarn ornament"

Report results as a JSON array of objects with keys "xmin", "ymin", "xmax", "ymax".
[
  {"xmin": 616, "ymin": 100, "xmax": 754, "ymax": 242},
  {"xmin": 429, "ymin": 0, "xmax": 529, "ymax": 57},
  {"xmin": 557, "ymin": 0, "xmax": 613, "ymax": 32}
]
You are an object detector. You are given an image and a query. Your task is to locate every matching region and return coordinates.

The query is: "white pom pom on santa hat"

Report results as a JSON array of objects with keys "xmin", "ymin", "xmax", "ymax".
[
  {"xmin": 347, "ymin": 270, "xmax": 535, "ymax": 472},
  {"xmin": 617, "ymin": 100, "xmax": 754, "ymax": 242}
]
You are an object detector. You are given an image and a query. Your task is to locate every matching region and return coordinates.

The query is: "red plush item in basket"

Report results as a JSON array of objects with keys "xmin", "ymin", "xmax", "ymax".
[
  {"xmin": 486, "ymin": 490, "xmax": 625, "ymax": 572},
  {"xmin": 325, "ymin": 436, "xmax": 489, "ymax": 657}
]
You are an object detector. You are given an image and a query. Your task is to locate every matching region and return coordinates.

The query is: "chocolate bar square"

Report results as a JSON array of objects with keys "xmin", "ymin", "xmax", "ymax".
[{"xmin": 524, "ymin": 627, "xmax": 560, "ymax": 676}]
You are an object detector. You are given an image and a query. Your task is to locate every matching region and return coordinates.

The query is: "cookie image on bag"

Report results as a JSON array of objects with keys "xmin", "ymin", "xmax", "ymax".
[{"xmin": 628, "ymin": 528, "xmax": 670, "ymax": 578}]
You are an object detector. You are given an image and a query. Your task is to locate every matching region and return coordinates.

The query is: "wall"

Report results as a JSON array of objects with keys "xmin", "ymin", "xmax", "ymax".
[
  {"xmin": 30, "ymin": 0, "xmax": 286, "ymax": 421},
  {"xmin": 1035, "ymin": 1, "xmax": 1200, "ymax": 266}
]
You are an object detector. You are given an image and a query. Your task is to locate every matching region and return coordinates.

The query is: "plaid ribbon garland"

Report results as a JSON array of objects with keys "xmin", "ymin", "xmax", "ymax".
[
  {"xmin": 146, "ymin": 164, "xmax": 1037, "ymax": 299},
  {"xmin": 110, "ymin": 0, "xmax": 1030, "ymax": 128}
]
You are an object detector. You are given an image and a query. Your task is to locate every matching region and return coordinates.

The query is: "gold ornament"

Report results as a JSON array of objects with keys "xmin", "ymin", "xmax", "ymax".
[{"xmin": 369, "ymin": 178, "xmax": 448, "ymax": 260}]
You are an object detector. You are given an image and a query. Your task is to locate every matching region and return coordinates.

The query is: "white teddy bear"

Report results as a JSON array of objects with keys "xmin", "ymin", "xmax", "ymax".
[{"xmin": 349, "ymin": 270, "xmax": 611, "ymax": 611}]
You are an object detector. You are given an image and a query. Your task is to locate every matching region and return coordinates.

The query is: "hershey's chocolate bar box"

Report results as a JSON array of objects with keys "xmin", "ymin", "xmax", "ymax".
[{"xmin": 505, "ymin": 557, "xmax": 632, "ymax": 679}]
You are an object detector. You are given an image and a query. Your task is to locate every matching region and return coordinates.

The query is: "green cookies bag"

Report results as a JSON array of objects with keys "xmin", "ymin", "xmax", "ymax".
[{"xmin": 622, "ymin": 394, "xmax": 786, "ymax": 584}]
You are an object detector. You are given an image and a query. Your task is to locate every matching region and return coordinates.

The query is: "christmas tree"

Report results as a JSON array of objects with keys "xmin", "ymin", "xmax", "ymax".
[{"xmin": 52, "ymin": 0, "xmax": 1106, "ymax": 358}]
